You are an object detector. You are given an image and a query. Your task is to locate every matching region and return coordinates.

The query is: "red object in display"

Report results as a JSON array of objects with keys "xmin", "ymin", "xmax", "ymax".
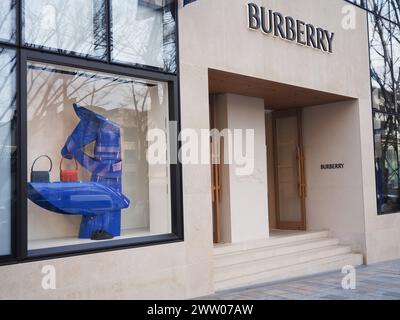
[{"xmin": 60, "ymin": 155, "xmax": 79, "ymax": 182}]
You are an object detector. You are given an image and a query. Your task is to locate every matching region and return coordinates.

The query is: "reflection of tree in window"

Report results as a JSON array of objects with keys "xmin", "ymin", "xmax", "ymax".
[
  {"xmin": 24, "ymin": 0, "xmax": 107, "ymax": 59},
  {"xmin": 369, "ymin": 1, "xmax": 400, "ymax": 212},
  {"xmin": 111, "ymin": 0, "xmax": 176, "ymax": 72},
  {"xmin": 0, "ymin": 49, "xmax": 16, "ymax": 154},
  {"xmin": 0, "ymin": 0, "xmax": 16, "ymax": 42},
  {"xmin": 40, "ymin": 5, "xmax": 56, "ymax": 32},
  {"xmin": 0, "ymin": 48, "xmax": 16, "ymax": 256}
]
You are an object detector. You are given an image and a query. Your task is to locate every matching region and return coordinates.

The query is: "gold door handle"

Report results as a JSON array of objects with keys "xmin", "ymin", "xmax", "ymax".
[
  {"xmin": 214, "ymin": 164, "xmax": 221, "ymax": 203},
  {"xmin": 211, "ymin": 138, "xmax": 222, "ymax": 203},
  {"xmin": 297, "ymin": 146, "xmax": 303, "ymax": 198},
  {"xmin": 301, "ymin": 147, "xmax": 307, "ymax": 198},
  {"xmin": 297, "ymin": 146, "xmax": 307, "ymax": 198},
  {"xmin": 218, "ymin": 163, "xmax": 222, "ymax": 202},
  {"xmin": 210, "ymin": 142, "xmax": 215, "ymax": 203},
  {"xmin": 215, "ymin": 164, "xmax": 219, "ymax": 203}
]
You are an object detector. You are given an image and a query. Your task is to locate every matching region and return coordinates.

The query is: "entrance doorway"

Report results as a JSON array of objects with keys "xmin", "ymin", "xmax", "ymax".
[
  {"xmin": 208, "ymin": 69, "xmax": 354, "ymax": 243},
  {"xmin": 272, "ymin": 109, "xmax": 306, "ymax": 230}
]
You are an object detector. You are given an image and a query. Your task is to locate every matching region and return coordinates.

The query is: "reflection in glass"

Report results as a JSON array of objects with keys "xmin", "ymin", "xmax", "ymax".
[
  {"xmin": 111, "ymin": 0, "xmax": 177, "ymax": 72},
  {"xmin": 374, "ymin": 112, "xmax": 400, "ymax": 213},
  {"xmin": 368, "ymin": 0, "xmax": 391, "ymax": 19},
  {"xmin": 393, "ymin": 23, "xmax": 400, "ymax": 113},
  {"xmin": 27, "ymin": 62, "xmax": 171, "ymax": 250},
  {"xmin": 0, "ymin": 0, "xmax": 16, "ymax": 43},
  {"xmin": 369, "ymin": 10, "xmax": 400, "ymax": 214},
  {"xmin": 24, "ymin": 0, "xmax": 107, "ymax": 59},
  {"xmin": 369, "ymin": 13, "xmax": 394, "ymax": 112},
  {"xmin": 0, "ymin": 48, "xmax": 16, "ymax": 256}
]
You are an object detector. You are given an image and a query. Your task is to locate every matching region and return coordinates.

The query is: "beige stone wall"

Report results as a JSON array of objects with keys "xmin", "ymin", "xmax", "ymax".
[
  {"xmin": 214, "ymin": 94, "xmax": 269, "ymax": 243},
  {"xmin": 303, "ymin": 100, "xmax": 367, "ymax": 255},
  {"xmin": 180, "ymin": 0, "xmax": 369, "ymax": 99}
]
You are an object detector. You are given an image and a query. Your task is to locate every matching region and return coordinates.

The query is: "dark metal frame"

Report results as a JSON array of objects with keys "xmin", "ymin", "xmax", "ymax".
[{"xmin": 0, "ymin": 0, "xmax": 183, "ymax": 265}]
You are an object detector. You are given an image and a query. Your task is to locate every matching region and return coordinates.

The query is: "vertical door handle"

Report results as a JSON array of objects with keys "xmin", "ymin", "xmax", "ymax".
[
  {"xmin": 218, "ymin": 163, "xmax": 222, "ymax": 202},
  {"xmin": 301, "ymin": 147, "xmax": 307, "ymax": 198},
  {"xmin": 215, "ymin": 164, "xmax": 221, "ymax": 203},
  {"xmin": 297, "ymin": 146, "xmax": 303, "ymax": 198},
  {"xmin": 210, "ymin": 142, "xmax": 215, "ymax": 203}
]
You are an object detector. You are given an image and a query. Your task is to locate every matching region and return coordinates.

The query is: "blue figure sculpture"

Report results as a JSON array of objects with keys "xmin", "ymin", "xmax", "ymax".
[
  {"xmin": 61, "ymin": 104, "xmax": 125, "ymax": 239},
  {"xmin": 28, "ymin": 104, "xmax": 130, "ymax": 240}
]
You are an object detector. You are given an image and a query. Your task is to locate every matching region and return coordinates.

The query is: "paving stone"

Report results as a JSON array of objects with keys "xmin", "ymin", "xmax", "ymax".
[
  {"xmin": 199, "ymin": 259, "xmax": 400, "ymax": 300},
  {"xmin": 318, "ymin": 295, "xmax": 348, "ymax": 300},
  {"xmin": 383, "ymin": 291, "xmax": 400, "ymax": 298}
]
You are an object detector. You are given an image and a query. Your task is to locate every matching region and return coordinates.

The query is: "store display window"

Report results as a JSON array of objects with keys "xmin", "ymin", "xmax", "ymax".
[{"xmin": 27, "ymin": 61, "xmax": 172, "ymax": 251}]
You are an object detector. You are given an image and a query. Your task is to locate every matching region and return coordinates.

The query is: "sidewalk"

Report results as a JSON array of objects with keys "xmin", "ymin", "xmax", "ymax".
[{"xmin": 199, "ymin": 260, "xmax": 400, "ymax": 300}]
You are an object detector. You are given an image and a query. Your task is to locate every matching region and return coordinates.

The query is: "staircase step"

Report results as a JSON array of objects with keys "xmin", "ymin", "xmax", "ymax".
[
  {"xmin": 215, "ymin": 253, "xmax": 363, "ymax": 291},
  {"xmin": 214, "ymin": 230, "xmax": 329, "ymax": 256},
  {"xmin": 215, "ymin": 237, "xmax": 339, "ymax": 267},
  {"xmin": 215, "ymin": 245, "xmax": 351, "ymax": 282}
]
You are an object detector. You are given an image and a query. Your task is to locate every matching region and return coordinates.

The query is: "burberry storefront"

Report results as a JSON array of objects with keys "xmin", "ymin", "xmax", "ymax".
[{"xmin": 0, "ymin": 0, "xmax": 399, "ymax": 299}]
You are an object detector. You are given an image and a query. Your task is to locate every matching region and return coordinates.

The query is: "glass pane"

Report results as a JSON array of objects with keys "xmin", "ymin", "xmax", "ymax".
[
  {"xmin": 111, "ymin": 0, "xmax": 177, "ymax": 73},
  {"xmin": 0, "ymin": 0, "xmax": 16, "ymax": 43},
  {"xmin": 374, "ymin": 112, "xmax": 400, "ymax": 213},
  {"xmin": 368, "ymin": 0, "xmax": 391, "ymax": 19},
  {"xmin": 393, "ymin": 24, "xmax": 400, "ymax": 113},
  {"xmin": 0, "ymin": 48, "xmax": 17, "ymax": 256},
  {"xmin": 276, "ymin": 116, "xmax": 302, "ymax": 223},
  {"xmin": 27, "ymin": 62, "xmax": 171, "ymax": 251},
  {"xmin": 369, "ymin": 14, "xmax": 395, "ymax": 112},
  {"xmin": 390, "ymin": 0, "xmax": 400, "ymax": 24},
  {"xmin": 24, "ymin": 0, "xmax": 107, "ymax": 59}
]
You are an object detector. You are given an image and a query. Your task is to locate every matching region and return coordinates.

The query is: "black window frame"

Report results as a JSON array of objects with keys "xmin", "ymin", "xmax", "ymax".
[{"xmin": 0, "ymin": 0, "xmax": 183, "ymax": 265}]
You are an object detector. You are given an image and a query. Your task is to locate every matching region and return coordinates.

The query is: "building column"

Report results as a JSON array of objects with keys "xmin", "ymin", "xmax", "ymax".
[{"xmin": 215, "ymin": 94, "xmax": 269, "ymax": 243}]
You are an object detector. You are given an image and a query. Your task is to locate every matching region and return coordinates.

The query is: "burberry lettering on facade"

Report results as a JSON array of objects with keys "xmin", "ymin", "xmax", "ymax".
[
  {"xmin": 247, "ymin": 3, "xmax": 335, "ymax": 53},
  {"xmin": 321, "ymin": 163, "xmax": 345, "ymax": 170}
]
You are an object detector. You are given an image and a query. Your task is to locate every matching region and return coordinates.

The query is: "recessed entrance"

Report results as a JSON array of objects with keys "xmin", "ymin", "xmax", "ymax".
[{"xmin": 208, "ymin": 69, "xmax": 354, "ymax": 244}]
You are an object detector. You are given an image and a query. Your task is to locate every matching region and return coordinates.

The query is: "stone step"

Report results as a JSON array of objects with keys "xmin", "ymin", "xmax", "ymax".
[
  {"xmin": 215, "ymin": 237, "xmax": 339, "ymax": 267},
  {"xmin": 214, "ymin": 230, "xmax": 329, "ymax": 256},
  {"xmin": 215, "ymin": 245, "xmax": 351, "ymax": 282},
  {"xmin": 215, "ymin": 253, "xmax": 363, "ymax": 291}
]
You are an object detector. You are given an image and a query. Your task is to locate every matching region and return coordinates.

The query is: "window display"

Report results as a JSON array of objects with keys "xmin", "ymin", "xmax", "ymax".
[{"xmin": 27, "ymin": 61, "xmax": 172, "ymax": 250}]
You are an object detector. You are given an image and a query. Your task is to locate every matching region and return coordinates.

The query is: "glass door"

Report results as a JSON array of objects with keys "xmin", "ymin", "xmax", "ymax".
[{"xmin": 273, "ymin": 109, "xmax": 306, "ymax": 230}]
